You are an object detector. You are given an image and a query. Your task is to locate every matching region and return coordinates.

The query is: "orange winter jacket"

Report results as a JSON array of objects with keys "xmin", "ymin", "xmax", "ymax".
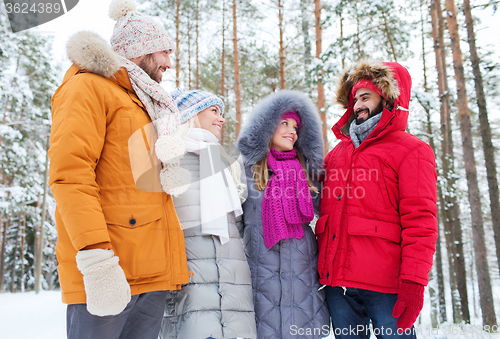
[{"xmin": 49, "ymin": 61, "xmax": 189, "ymax": 305}]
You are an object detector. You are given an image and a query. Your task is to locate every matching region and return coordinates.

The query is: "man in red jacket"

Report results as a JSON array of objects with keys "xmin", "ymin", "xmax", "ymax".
[{"xmin": 317, "ymin": 60, "xmax": 438, "ymax": 338}]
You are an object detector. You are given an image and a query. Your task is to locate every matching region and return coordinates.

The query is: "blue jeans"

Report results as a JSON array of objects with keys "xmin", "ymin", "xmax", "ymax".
[
  {"xmin": 67, "ymin": 291, "xmax": 167, "ymax": 339},
  {"xmin": 325, "ymin": 286, "xmax": 417, "ymax": 339}
]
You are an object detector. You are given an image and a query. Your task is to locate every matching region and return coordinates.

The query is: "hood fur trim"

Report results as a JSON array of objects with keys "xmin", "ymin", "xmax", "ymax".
[
  {"xmin": 237, "ymin": 90, "xmax": 323, "ymax": 174},
  {"xmin": 67, "ymin": 31, "xmax": 122, "ymax": 79},
  {"xmin": 336, "ymin": 60, "xmax": 399, "ymax": 109}
]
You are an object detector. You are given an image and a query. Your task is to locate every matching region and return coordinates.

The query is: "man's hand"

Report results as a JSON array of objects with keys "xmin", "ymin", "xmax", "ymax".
[
  {"xmin": 392, "ymin": 280, "xmax": 425, "ymax": 331},
  {"xmin": 76, "ymin": 249, "xmax": 131, "ymax": 316}
]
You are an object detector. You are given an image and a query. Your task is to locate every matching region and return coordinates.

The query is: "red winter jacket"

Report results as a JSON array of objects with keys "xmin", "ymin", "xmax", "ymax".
[{"xmin": 317, "ymin": 61, "xmax": 438, "ymax": 293}]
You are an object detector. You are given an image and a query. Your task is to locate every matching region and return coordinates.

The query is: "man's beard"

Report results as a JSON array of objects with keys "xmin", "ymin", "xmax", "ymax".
[
  {"xmin": 355, "ymin": 101, "xmax": 384, "ymax": 125},
  {"xmin": 138, "ymin": 54, "xmax": 165, "ymax": 83}
]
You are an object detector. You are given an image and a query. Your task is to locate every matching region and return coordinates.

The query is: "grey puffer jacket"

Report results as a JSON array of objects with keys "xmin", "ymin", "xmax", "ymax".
[
  {"xmin": 159, "ymin": 152, "xmax": 257, "ymax": 339},
  {"xmin": 237, "ymin": 91, "xmax": 330, "ymax": 339}
]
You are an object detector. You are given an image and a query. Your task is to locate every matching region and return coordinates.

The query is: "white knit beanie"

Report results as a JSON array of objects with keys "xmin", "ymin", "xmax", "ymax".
[{"xmin": 109, "ymin": 0, "xmax": 175, "ymax": 59}]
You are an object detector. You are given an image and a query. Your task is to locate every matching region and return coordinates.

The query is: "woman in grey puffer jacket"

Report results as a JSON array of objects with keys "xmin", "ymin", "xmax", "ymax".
[
  {"xmin": 237, "ymin": 90, "xmax": 330, "ymax": 339},
  {"xmin": 159, "ymin": 89, "xmax": 257, "ymax": 339}
]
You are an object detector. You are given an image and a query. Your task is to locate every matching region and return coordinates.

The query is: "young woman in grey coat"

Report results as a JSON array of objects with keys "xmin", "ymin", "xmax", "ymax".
[
  {"xmin": 159, "ymin": 89, "xmax": 257, "ymax": 339},
  {"xmin": 237, "ymin": 90, "xmax": 330, "ymax": 339}
]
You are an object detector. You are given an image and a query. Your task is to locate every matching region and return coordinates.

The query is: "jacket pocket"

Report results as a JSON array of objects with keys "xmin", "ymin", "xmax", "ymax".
[
  {"xmin": 345, "ymin": 215, "xmax": 401, "ymax": 289},
  {"xmin": 348, "ymin": 215, "xmax": 401, "ymax": 243},
  {"xmin": 103, "ymin": 204, "xmax": 167, "ymax": 278},
  {"xmin": 315, "ymin": 214, "xmax": 337, "ymax": 281}
]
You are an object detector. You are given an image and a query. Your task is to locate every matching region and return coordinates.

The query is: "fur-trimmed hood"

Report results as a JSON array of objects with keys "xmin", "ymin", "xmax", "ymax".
[
  {"xmin": 336, "ymin": 60, "xmax": 401, "ymax": 109},
  {"xmin": 333, "ymin": 60, "xmax": 412, "ymax": 140},
  {"xmin": 66, "ymin": 31, "xmax": 122, "ymax": 79},
  {"xmin": 237, "ymin": 90, "xmax": 323, "ymax": 175}
]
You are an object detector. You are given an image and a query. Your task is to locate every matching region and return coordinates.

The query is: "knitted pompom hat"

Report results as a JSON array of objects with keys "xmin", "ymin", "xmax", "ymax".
[
  {"xmin": 171, "ymin": 88, "xmax": 225, "ymax": 124},
  {"xmin": 109, "ymin": 0, "xmax": 175, "ymax": 59}
]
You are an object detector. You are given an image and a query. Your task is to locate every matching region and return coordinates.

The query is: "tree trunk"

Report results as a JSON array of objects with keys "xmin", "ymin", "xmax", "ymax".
[
  {"xmin": 0, "ymin": 209, "xmax": 10, "ymax": 292},
  {"xmin": 300, "ymin": 0, "xmax": 312, "ymax": 95},
  {"xmin": 278, "ymin": 0, "xmax": 285, "ymax": 90},
  {"xmin": 355, "ymin": 4, "xmax": 362, "ymax": 56},
  {"xmin": 0, "ymin": 112, "xmax": 6, "ymax": 145},
  {"xmin": 0, "ymin": 191, "xmax": 10, "ymax": 292},
  {"xmin": 195, "ymin": 0, "xmax": 200, "ymax": 89},
  {"xmin": 423, "ymin": 103, "xmax": 443, "ymax": 328},
  {"xmin": 430, "ymin": 0, "xmax": 470, "ymax": 323},
  {"xmin": 35, "ymin": 134, "xmax": 50, "ymax": 294},
  {"xmin": 445, "ymin": 0, "xmax": 497, "ymax": 326},
  {"xmin": 381, "ymin": 11, "xmax": 397, "ymax": 62},
  {"xmin": 428, "ymin": 268, "xmax": 439, "ymax": 328},
  {"xmin": 220, "ymin": 0, "xmax": 226, "ymax": 148},
  {"xmin": 188, "ymin": 20, "xmax": 192, "ymax": 90},
  {"xmin": 435, "ymin": 222, "xmax": 447, "ymax": 323},
  {"xmin": 48, "ymin": 240, "xmax": 56, "ymax": 290},
  {"xmin": 464, "ymin": 0, "xmax": 500, "ymax": 276},
  {"xmin": 314, "ymin": 0, "xmax": 327, "ymax": 154},
  {"xmin": 339, "ymin": 14, "xmax": 345, "ymax": 69},
  {"xmin": 47, "ymin": 241, "xmax": 57, "ymax": 291},
  {"xmin": 20, "ymin": 212, "xmax": 25, "ymax": 292},
  {"xmin": 175, "ymin": 0, "xmax": 181, "ymax": 88},
  {"xmin": 10, "ymin": 218, "xmax": 20, "ymax": 292},
  {"xmin": 233, "ymin": 0, "xmax": 242, "ymax": 139}
]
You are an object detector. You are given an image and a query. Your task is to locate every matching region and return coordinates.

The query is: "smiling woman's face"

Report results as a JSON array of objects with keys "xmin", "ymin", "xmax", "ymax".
[
  {"xmin": 193, "ymin": 105, "xmax": 225, "ymax": 139},
  {"xmin": 271, "ymin": 118, "xmax": 298, "ymax": 152}
]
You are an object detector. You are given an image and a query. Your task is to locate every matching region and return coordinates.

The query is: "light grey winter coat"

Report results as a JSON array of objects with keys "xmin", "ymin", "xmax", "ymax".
[
  {"xmin": 237, "ymin": 91, "xmax": 330, "ymax": 339},
  {"xmin": 159, "ymin": 152, "xmax": 257, "ymax": 339}
]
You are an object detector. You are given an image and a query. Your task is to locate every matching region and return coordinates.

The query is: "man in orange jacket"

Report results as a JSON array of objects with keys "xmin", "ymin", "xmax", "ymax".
[{"xmin": 49, "ymin": 0, "xmax": 190, "ymax": 338}]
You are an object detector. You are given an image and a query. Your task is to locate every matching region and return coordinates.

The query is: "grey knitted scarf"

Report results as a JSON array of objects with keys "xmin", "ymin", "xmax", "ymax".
[{"xmin": 349, "ymin": 113, "xmax": 382, "ymax": 148}]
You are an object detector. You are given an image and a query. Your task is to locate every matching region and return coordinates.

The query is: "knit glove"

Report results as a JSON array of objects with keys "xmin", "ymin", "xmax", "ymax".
[
  {"xmin": 76, "ymin": 249, "xmax": 131, "ymax": 316},
  {"xmin": 392, "ymin": 280, "xmax": 425, "ymax": 331}
]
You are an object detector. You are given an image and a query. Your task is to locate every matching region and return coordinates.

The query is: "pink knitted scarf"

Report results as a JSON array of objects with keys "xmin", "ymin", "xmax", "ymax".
[{"xmin": 262, "ymin": 147, "xmax": 314, "ymax": 248}]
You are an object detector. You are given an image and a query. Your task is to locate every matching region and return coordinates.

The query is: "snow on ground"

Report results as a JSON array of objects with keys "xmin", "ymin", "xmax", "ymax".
[
  {"xmin": 2, "ymin": 289, "xmax": 500, "ymax": 339},
  {"xmin": 0, "ymin": 290, "xmax": 66, "ymax": 339}
]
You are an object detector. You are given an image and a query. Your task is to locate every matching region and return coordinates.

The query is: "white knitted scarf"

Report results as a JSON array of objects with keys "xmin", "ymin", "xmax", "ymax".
[
  {"xmin": 121, "ymin": 57, "xmax": 190, "ymax": 196},
  {"xmin": 183, "ymin": 128, "xmax": 242, "ymax": 245}
]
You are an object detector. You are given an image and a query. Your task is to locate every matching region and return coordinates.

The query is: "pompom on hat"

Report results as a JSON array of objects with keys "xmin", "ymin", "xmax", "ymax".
[
  {"xmin": 109, "ymin": 0, "xmax": 175, "ymax": 59},
  {"xmin": 170, "ymin": 88, "xmax": 225, "ymax": 124}
]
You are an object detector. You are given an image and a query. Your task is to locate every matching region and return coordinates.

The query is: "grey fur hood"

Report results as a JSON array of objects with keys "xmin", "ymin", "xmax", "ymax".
[
  {"xmin": 66, "ymin": 31, "xmax": 122, "ymax": 78},
  {"xmin": 237, "ymin": 90, "xmax": 323, "ymax": 175}
]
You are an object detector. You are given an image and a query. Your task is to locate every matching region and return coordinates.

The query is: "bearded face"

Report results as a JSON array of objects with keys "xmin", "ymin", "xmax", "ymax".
[
  {"xmin": 137, "ymin": 51, "xmax": 171, "ymax": 83},
  {"xmin": 353, "ymin": 88, "xmax": 386, "ymax": 125}
]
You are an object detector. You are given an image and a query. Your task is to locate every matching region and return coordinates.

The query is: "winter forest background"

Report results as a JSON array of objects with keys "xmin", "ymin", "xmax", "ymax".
[{"xmin": 1, "ymin": 0, "xmax": 500, "ymax": 336}]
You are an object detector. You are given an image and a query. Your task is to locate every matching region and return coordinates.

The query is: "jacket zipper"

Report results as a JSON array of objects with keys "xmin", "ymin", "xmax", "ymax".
[{"xmin": 331, "ymin": 143, "xmax": 352, "ymax": 284}]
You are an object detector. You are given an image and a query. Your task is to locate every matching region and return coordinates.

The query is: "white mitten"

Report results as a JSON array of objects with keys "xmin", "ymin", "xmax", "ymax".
[{"xmin": 76, "ymin": 249, "xmax": 131, "ymax": 316}]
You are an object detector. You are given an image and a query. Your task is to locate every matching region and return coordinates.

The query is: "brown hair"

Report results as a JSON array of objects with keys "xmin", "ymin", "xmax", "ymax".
[{"xmin": 252, "ymin": 147, "xmax": 318, "ymax": 193}]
